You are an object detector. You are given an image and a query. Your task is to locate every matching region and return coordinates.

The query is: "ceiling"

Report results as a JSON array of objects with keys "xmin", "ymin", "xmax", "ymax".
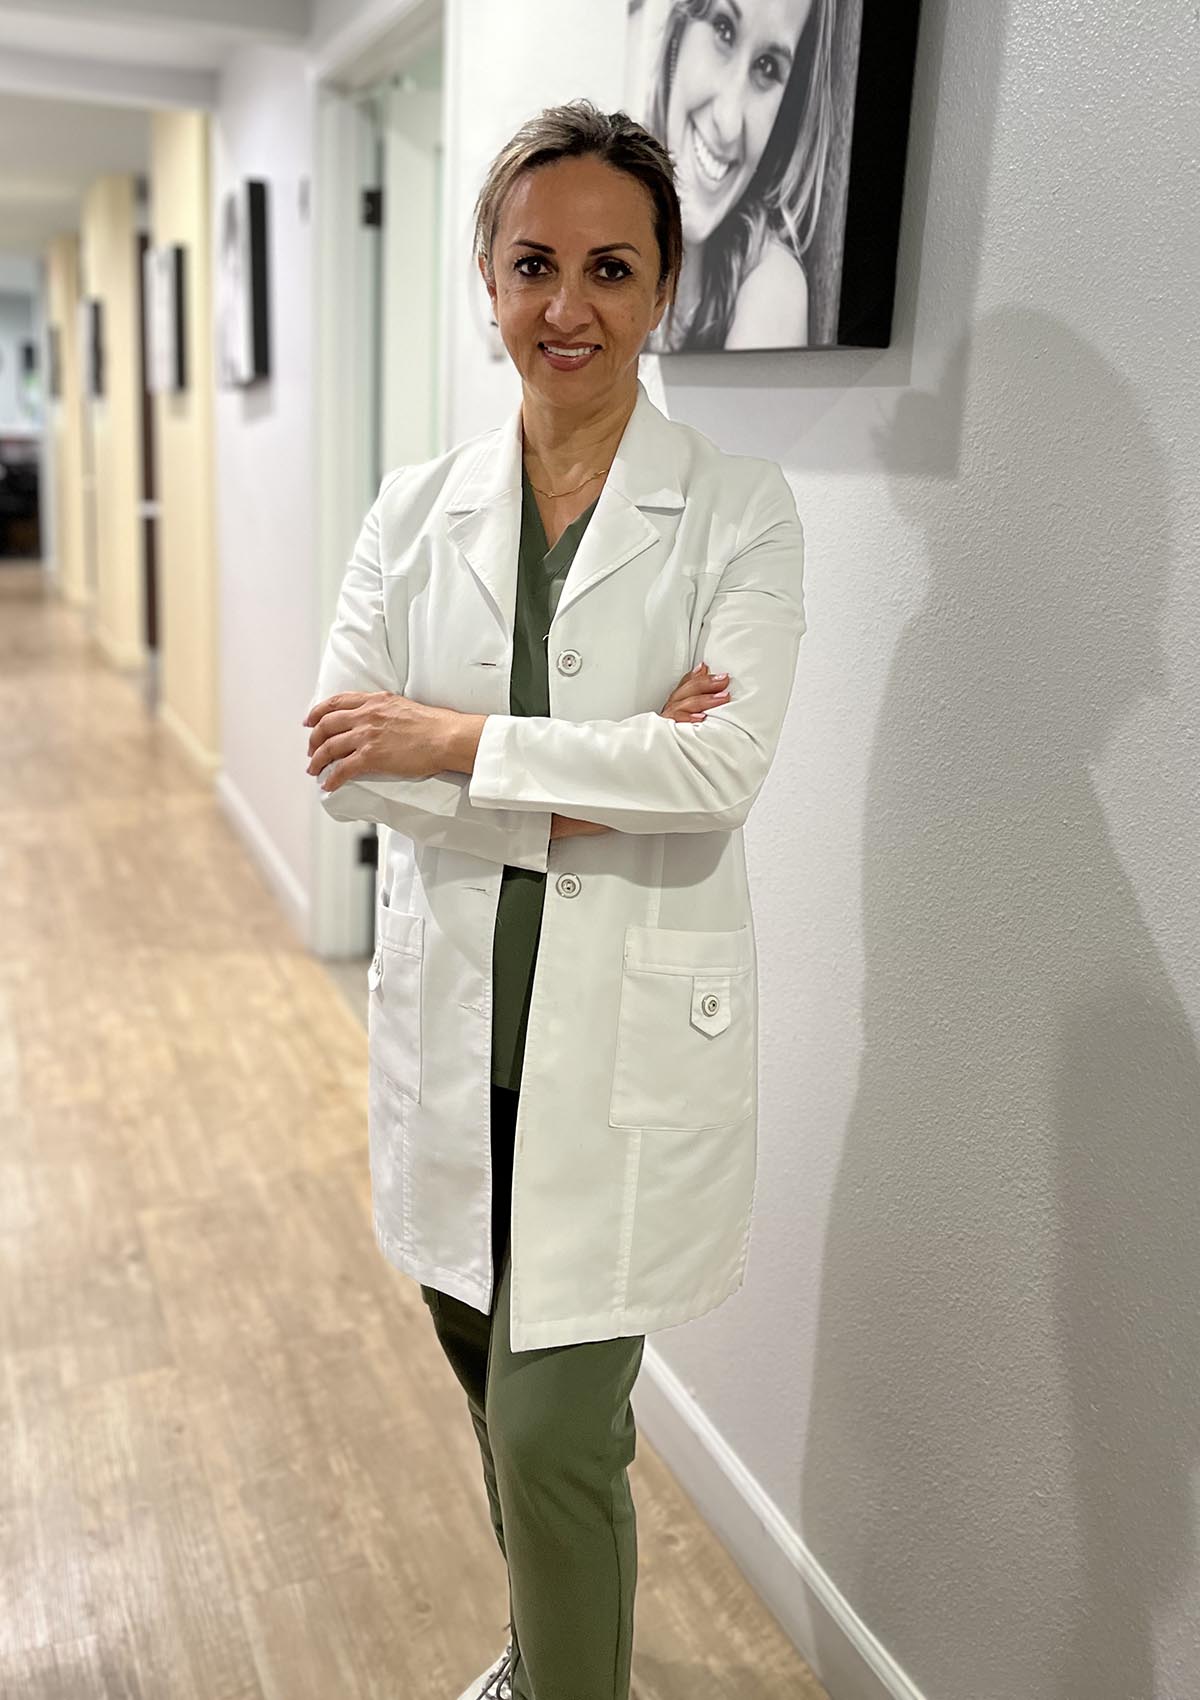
[
  {"xmin": 0, "ymin": 0, "xmax": 312, "ymax": 256},
  {"xmin": 0, "ymin": 90, "xmax": 149, "ymax": 249},
  {"xmin": 0, "ymin": 0, "xmax": 312, "ymax": 70}
]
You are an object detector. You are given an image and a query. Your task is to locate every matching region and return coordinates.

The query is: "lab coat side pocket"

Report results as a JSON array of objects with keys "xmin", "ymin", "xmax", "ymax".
[{"xmin": 367, "ymin": 905, "xmax": 424, "ymax": 1104}]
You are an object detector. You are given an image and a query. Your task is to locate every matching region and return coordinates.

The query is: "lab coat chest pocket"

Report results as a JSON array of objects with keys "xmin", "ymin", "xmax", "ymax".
[
  {"xmin": 609, "ymin": 926, "xmax": 754, "ymax": 1131},
  {"xmin": 367, "ymin": 903, "xmax": 424, "ymax": 1103}
]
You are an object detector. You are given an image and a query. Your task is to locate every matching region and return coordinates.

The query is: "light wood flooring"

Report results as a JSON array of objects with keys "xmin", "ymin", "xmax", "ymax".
[{"xmin": 0, "ymin": 564, "xmax": 828, "ymax": 1700}]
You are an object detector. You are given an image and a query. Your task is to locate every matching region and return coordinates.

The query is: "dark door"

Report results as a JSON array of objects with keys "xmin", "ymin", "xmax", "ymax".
[{"xmin": 135, "ymin": 231, "xmax": 160, "ymax": 693}]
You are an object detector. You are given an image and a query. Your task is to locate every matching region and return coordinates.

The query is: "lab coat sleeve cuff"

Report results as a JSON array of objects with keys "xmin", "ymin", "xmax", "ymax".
[
  {"xmin": 322, "ymin": 768, "xmax": 552, "ymax": 872},
  {"xmin": 468, "ymin": 713, "xmax": 522, "ymax": 809}
]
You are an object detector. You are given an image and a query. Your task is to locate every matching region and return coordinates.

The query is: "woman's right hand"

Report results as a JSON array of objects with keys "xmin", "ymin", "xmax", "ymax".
[{"xmin": 548, "ymin": 663, "xmax": 732, "ymax": 840}]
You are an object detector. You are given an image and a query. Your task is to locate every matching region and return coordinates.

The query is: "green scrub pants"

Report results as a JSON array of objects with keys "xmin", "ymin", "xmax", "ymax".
[{"xmin": 420, "ymin": 1083, "xmax": 646, "ymax": 1700}]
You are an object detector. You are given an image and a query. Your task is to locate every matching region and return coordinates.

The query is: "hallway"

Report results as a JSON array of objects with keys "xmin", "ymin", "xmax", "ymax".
[{"xmin": 0, "ymin": 565, "xmax": 823, "ymax": 1700}]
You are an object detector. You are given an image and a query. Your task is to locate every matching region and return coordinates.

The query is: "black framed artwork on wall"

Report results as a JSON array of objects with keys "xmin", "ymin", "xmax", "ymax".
[
  {"xmin": 78, "ymin": 297, "xmax": 105, "ymax": 398},
  {"xmin": 217, "ymin": 179, "xmax": 270, "ymax": 386},
  {"xmin": 624, "ymin": 0, "xmax": 923, "ymax": 352},
  {"xmin": 145, "ymin": 243, "xmax": 188, "ymax": 393}
]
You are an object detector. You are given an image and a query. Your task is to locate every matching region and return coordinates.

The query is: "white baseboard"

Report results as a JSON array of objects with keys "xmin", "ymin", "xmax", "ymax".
[
  {"xmin": 158, "ymin": 700, "xmax": 220, "ymax": 778},
  {"xmin": 632, "ymin": 1343, "xmax": 927, "ymax": 1700},
  {"xmin": 95, "ymin": 622, "xmax": 144, "ymax": 671},
  {"xmin": 214, "ymin": 769, "xmax": 310, "ymax": 945}
]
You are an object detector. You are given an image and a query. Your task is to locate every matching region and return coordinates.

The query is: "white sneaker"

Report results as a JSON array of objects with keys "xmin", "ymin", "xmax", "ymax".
[{"xmin": 455, "ymin": 1637, "xmax": 513, "ymax": 1700}]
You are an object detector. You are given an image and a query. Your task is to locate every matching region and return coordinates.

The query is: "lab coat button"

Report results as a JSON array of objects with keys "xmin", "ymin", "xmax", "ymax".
[
  {"xmin": 701, "ymin": 993, "xmax": 721, "ymax": 1017},
  {"xmin": 556, "ymin": 873, "xmax": 581, "ymax": 898},
  {"xmin": 556, "ymin": 649, "xmax": 582, "ymax": 675}
]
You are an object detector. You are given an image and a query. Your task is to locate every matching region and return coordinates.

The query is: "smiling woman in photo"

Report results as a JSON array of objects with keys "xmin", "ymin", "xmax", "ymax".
[{"xmin": 640, "ymin": 0, "xmax": 834, "ymax": 350}]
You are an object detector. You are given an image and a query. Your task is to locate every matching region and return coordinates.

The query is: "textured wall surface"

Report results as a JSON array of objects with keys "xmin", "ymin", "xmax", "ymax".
[
  {"xmin": 152, "ymin": 108, "xmax": 219, "ymax": 766},
  {"xmin": 445, "ymin": 1, "xmax": 1200, "ymax": 1695},
  {"xmin": 80, "ymin": 172, "xmax": 141, "ymax": 666},
  {"xmin": 211, "ymin": 46, "xmax": 317, "ymax": 897}
]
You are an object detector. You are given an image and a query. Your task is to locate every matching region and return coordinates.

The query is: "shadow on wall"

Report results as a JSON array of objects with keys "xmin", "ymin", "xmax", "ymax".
[{"xmin": 799, "ymin": 301, "xmax": 1190, "ymax": 1700}]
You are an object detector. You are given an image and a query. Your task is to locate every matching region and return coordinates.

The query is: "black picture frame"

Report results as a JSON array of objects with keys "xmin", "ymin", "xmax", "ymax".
[
  {"xmin": 836, "ymin": 0, "xmax": 923, "ymax": 347},
  {"xmin": 217, "ymin": 178, "xmax": 270, "ymax": 386},
  {"xmin": 81, "ymin": 297, "xmax": 105, "ymax": 398},
  {"xmin": 145, "ymin": 242, "xmax": 188, "ymax": 393},
  {"xmin": 47, "ymin": 325, "xmax": 61, "ymax": 400}
]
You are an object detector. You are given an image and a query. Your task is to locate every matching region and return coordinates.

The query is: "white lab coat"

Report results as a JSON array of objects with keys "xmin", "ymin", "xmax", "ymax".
[{"xmin": 310, "ymin": 378, "xmax": 805, "ymax": 1350}]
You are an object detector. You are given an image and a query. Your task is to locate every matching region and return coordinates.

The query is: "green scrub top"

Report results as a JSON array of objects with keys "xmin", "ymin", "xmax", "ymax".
[{"xmin": 490, "ymin": 462, "xmax": 599, "ymax": 1091}]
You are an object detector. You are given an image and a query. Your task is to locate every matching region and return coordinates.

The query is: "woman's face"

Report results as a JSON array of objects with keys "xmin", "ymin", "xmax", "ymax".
[
  {"xmin": 482, "ymin": 154, "xmax": 670, "ymax": 409},
  {"xmin": 667, "ymin": 0, "xmax": 813, "ymax": 244}
]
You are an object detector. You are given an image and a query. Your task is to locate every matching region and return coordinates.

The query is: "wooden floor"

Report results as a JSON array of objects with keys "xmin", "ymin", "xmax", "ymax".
[{"xmin": 0, "ymin": 564, "xmax": 827, "ymax": 1700}]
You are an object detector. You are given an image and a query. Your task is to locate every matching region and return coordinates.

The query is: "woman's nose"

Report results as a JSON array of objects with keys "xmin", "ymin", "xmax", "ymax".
[
  {"xmin": 545, "ymin": 280, "xmax": 590, "ymax": 328},
  {"xmin": 709, "ymin": 89, "xmax": 742, "ymax": 161}
]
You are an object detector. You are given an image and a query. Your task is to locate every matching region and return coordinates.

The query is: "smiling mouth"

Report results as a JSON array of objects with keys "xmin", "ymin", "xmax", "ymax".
[{"xmin": 689, "ymin": 119, "xmax": 737, "ymax": 185}]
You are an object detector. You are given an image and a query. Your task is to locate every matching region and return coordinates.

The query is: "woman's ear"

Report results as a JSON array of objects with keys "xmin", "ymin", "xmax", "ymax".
[
  {"xmin": 649, "ymin": 279, "xmax": 672, "ymax": 335},
  {"xmin": 477, "ymin": 252, "xmax": 497, "ymax": 307}
]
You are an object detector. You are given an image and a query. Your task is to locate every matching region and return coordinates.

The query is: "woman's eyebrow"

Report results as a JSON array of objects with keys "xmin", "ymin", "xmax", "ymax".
[
  {"xmin": 724, "ymin": 0, "xmax": 795, "ymax": 66},
  {"xmin": 509, "ymin": 239, "xmax": 642, "ymax": 256}
]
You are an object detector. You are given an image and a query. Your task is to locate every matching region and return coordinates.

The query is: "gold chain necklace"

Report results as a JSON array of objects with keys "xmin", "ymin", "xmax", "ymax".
[{"xmin": 527, "ymin": 466, "xmax": 608, "ymax": 499}]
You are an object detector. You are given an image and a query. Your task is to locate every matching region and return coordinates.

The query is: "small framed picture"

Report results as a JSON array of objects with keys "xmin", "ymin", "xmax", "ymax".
[
  {"xmin": 144, "ymin": 243, "xmax": 188, "ymax": 393},
  {"xmin": 217, "ymin": 178, "xmax": 270, "ymax": 386},
  {"xmin": 79, "ymin": 297, "xmax": 105, "ymax": 398}
]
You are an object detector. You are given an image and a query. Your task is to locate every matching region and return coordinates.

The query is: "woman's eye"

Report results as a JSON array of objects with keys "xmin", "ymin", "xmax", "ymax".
[
  {"xmin": 712, "ymin": 11, "xmax": 735, "ymax": 48},
  {"xmin": 513, "ymin": 256, "xmax": 631, "ymax": 282},
  {"xmin": 710, "ymin": 9, "xmax": 786, "ymax": 87}
]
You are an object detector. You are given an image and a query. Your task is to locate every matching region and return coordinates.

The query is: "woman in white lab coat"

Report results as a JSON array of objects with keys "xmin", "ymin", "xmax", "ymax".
[{"xmin": 305, "ymin": 99, "xmax": 805, "ymax": 1700}]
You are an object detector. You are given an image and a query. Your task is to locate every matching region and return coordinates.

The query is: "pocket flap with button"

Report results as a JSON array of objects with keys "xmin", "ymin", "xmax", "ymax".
[
  {"xmin": 610, "ymin": 928, "xmax": 754, "ymax": 1131},
  {"xmin": 690, "ymin": 973, "xmax": 732, "ymax": 1037}
]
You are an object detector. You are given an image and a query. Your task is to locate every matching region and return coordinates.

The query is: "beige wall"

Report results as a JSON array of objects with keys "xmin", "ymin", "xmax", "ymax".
[
  {"xmin": 44, "ymin": 234, "xmax": 88, "ymax": 608},
  {"xmin": 150, "ymin": 109, "xmax": 219, "ymax": 770},
  {"xmin": 80, "ymin": 174, "xmax": 143, "ymax": 669}
]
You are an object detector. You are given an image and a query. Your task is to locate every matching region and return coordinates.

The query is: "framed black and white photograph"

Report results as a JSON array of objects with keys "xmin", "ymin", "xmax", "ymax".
[
  {"xmin": 78, "ymin": 297, "xmax": 104, "ymax": 398},
  {"xmin": 625, "ymin": 0, "xmax": 922, "ymax": 351},
  {"xmin": 217, "ymin": 178, "xmax": 270, "ymax": 386},
  {"xmin": 144, "ymin": 243, "xmax": 188, "ymax": 393}
]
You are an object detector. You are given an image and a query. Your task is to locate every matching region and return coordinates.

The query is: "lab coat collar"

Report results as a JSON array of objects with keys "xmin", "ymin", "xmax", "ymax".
[{"xmin": 444, "ymin": 378, "xmax": 688, "ymax": 628}]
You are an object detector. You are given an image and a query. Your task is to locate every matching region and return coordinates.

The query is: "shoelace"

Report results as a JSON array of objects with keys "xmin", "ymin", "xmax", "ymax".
[{"xmin": 481, "ymin": 1638, "xmax": 514, "ymax": 1700}]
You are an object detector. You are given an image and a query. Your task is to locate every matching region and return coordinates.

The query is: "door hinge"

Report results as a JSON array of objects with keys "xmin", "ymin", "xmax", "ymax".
[{"xmin": 362, "ymin": 188, "xmax": 383, "ymax": 228}]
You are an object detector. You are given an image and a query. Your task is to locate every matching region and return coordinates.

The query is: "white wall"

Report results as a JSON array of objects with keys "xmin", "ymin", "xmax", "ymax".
[
  {"xmin": 0, "ymin": 254, "xmax": 40, "ymax": 294},
  {"xmin": 211, "ymin": 44, "xmax": 317, "ymax": 928},
  {"xmin": 441, "ymin": 2, "xmax": 1200, "ymax": 1698},
  {"xmin": 0, "ymin": 289, "xmax": 35, "ymax": 427}
]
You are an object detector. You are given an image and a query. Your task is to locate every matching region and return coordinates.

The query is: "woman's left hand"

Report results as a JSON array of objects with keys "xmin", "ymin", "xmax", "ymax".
[{"xmin": 304, "ymin": 691, "xmax": 451, "ymax": 792}]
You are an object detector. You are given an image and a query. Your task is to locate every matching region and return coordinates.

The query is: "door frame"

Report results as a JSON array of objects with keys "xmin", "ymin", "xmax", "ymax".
[{"xmin": 308, "ymin": 0, "xmax": 448, "ymax": 959}]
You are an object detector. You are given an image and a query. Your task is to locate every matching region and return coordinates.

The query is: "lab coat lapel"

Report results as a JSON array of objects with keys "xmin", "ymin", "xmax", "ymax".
[{"xmin": 443, "ymin": 377, "xmax": 687, "ymax": 637}]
